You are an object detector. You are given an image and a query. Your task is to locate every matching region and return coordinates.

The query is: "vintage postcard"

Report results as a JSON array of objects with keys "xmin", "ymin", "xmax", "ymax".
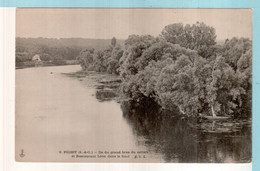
[{"xmin": 15, "ymin": 8, "xmax": 252, "ymax": 163}]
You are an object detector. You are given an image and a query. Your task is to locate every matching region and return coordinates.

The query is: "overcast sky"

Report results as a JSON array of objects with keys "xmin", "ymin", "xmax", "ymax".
[{"xmin": 16, "ymin": 8, "xmax": 252, "ymax": 40}]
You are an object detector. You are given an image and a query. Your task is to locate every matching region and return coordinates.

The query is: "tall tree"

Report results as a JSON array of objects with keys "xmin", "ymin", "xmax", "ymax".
[
  {"xmin": 161, "ymin": 22, "xmax": 217, "ymax": 58},
  {"xmin": 111, "ymin": 37, "xmax": 117, "ymax": 47},
  {"xmin": 119, "ymin": 35, "xmax": 156, "ymax": 78},
  {"xmin": 76, "ymin": 48, "xmax": 95, "ymax": 71}
]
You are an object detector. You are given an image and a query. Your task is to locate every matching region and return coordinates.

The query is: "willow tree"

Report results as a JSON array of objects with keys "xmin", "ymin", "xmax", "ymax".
[
  {"xmin": 161, "ymin": 22, "xmax": 217, "ymax": 58},
  {"xmin": 106, "ymin": 45, "xmax": 124, "ymax": 74},
  {"xmin": 76, "ymin": 48, "xmax": 95, "ymax": 71},
  {"xmin": 111, "ymin": 37, "xmax": 117, "ymax": 47},
  {"xmin": 119, "ymin": 35, "xmax": 157, "ymax": 78},
  {"xmin": 92, "ymin": 50, "xmax": 106, "ymax": 72},
  {"xmin": 155, "ymin": 55, "xmax": 198, "ymax": 115}
]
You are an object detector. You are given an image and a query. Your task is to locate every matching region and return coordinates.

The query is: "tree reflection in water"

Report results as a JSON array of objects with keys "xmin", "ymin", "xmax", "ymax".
[{"xmin": 121, "ymin": 100, "xmax": 251, "ymax": 163}]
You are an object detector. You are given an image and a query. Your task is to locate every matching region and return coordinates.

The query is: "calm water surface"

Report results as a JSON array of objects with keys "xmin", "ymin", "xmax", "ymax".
[{"xmin": 15, "ymin": 65, "xmax": 251, "ymax": 162}]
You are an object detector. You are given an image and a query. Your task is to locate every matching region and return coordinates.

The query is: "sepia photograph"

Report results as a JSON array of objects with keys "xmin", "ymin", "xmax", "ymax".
[{"xmin": 15, "ymin": 8, "xmax": 252, "ymax": 163}]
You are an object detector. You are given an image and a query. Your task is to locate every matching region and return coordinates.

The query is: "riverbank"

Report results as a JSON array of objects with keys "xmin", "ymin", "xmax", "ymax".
[{"xmin": 16, "ymin": 60, "xmax": 78, "ymax": 69}]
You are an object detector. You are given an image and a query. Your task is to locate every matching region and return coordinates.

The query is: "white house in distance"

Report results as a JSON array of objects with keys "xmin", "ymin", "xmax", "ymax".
[
  {"xmin": 32, "ymin": 54, "xmax": 41, "ymax": 61},
  {"xmin": 32, "ymin": 54, "xmax": 42, "ymax": 67}
]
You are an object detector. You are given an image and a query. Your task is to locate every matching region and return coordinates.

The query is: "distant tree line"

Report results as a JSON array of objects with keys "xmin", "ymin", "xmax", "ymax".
[
  {"xmin": 15, "ymin": 37, "xmax": 124, "ymax": 67},
  {"xmin": 77, "ymin": 22, "xmax": 252, "ymax": 118}
]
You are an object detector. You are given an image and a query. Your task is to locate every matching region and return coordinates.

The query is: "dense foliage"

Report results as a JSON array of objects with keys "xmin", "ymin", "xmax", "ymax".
[
  {"xmin": 77, "ymin": 22, "xmax": 252, "ymax": 118},
  {"xmin": 77, "ymin": 38, "xmax": 124, "ymax": 74},
  {"xmin": 160, "ymin": 22, "xmax": 217, "ymax": 58}
]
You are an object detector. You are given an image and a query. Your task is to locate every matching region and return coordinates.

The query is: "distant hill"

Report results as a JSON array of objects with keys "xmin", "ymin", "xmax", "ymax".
[{"xmin": 16, "ymin": 37, "xmax": 125, "ymax": 50}]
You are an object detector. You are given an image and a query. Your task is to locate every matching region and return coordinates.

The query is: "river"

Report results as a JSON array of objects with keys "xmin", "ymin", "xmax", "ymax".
[{"xmin": 15, "ymin": 65, "xmax": 251, "ymax": 163}]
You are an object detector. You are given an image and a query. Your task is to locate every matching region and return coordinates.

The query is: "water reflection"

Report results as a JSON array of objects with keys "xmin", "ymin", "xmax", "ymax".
[{"xmin": 121, "ymin": 100, "xmax": 251, "ymax": 163}]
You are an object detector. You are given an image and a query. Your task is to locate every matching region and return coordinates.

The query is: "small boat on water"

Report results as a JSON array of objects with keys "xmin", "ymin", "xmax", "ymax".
[
  {"xmin": 202, "ymin": 115, "xmax": 231, "ymax": 120},
  {"xmin": 199, "ymin": 106, "xmax": 231, "ymax": 120}
]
